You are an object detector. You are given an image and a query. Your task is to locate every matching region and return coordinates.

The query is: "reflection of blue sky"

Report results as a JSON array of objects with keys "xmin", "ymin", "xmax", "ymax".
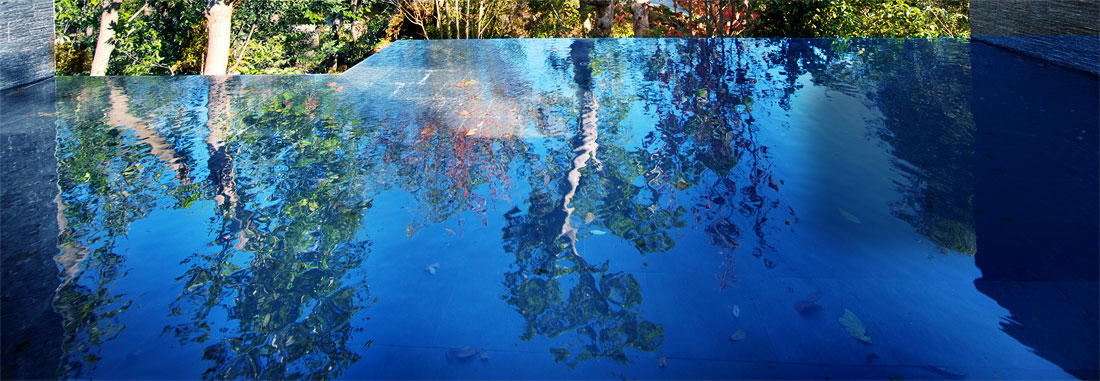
[{"xmin": 46, "ymin": 39, "xmax": 1085, "ymax": 379}]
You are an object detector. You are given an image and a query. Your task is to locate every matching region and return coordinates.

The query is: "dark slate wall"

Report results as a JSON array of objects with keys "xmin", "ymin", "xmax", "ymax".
[
  {"xmin": 971, "ymin": 0, "xmax": 1100, "ymax": 76},
  {"xmin": 0, "ymin": 79, "xmax": 63, "ymax": 379},
  {"xmin": 0, "ymin": 0, "xmax": 56, "ymax": 90}
]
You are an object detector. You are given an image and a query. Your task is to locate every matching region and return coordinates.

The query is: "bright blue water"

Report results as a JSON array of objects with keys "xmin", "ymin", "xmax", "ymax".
[{"xmin": 14, "ymin": 38, "xmax": 1099, "ymax": 379}]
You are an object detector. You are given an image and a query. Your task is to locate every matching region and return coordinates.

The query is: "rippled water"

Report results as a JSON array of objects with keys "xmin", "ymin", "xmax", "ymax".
[{"xmin": 6, "ymin": 38, "xmax": 1098, "ymax": 379}]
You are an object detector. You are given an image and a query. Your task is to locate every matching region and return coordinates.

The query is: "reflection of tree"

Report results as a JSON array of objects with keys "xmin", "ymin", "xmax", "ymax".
[
  {"xmin": 166, "ymin": 77, "xmax": 375, "ymax": 379},
  {"xmin": 798, "ymin": 39, "xmax": 976, "ymax": 254},
  {"xmin": 500, "ymin": 40, "xmax": 667, "ymax": 368},
  {"xmin": 385, "ymin": 40, "xmax": 538, "ymax": 235},
  {"xmin": 107, "ymin": 83, "xmax": 192, "ymax": 182},
  {"xmin": 53, "ymin": 77, "xmax": 191, "ymax": 377},
  {"xmin": 639, "ymin": 39, "xmax": 792, "ymax": 286},
  {"xmin": 385, "ymin": 114, "xmax": 525, "ymax": 235}
]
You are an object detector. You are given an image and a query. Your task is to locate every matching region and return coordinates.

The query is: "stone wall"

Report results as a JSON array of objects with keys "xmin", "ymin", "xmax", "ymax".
[
  {"xmin": 971, "ymin": 0, "xmax": 1100, "ymax": 76},
  {"xmin": 0, "ymin": 0, "xmax": 55, "ymax": 90},
  {"xmin": 0, "ymin": 79, "xmax": 63, "ymax": 379}
]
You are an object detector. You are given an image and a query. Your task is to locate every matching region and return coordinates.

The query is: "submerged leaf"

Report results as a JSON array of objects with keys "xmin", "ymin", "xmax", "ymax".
[
  {"xmin": 455, "ymin": 346, "xmax": 478, "ymax": 358},
  {"xmin": 838, "ymin": 208, "xmax": 863, "ymax": 224},
  {"xmin": 839, "ymin": 308, "xmax": 872, "ymax": 344},
  {"xmin": 729, "ymin": 329, "xmax": 747, "ymax": 341},
  {"xmin": 795, "ymin": 291, "xmax": 823, "ymax": 314}
]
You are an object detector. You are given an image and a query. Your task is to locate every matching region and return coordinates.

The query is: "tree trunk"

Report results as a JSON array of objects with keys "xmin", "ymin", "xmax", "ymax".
[
  {"xmin": 435, "ymin": 0, "xmax": 443, "ymax": 38},
  {"xmin": 453, "ymin": 0, "xmax": 459, "ymax": 39},
  {"xmin": 203, "ymin": 1, "xmax": 235, "ymax": 75},
  {"xmin": 581, "ymin": 0, "xmax": 613, "ymax": 37},
  {"xmin": 631, "ymin": 0, "xmax": 649, "ymax": 37},
  {"xmin": 89, "ymin": 0, "xmax": 121, "ymax": 76}
]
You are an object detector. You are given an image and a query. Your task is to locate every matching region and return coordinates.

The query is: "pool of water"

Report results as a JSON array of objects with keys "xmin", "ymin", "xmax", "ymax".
[{"xmin": 2, "ymin": 38, "xmax": 1097, "ymax": 379}]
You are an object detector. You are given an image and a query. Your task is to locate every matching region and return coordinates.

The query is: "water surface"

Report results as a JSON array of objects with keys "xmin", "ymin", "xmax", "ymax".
[{"xmin": 14, "ymin": 38, "xmax": 1099, "ymax": 379}]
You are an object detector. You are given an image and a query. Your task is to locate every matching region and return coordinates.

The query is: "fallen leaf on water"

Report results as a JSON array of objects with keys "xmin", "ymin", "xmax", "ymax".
[
  {"xmin": 768, "ymin": 175, "xmax": 779, "ymax": 191},
  {"xmin": 839, "ymin": 308, "xmax": 872, "ymax": 344},
  {"xmin": 838, "ymin": 208, "xmax": 862, "ymax": 224},
  {"xmin": 456, "ymin": 80, "xmax": 476, "ymax": 87},
  {"xmin": 463, "ymin": 128, "xmax": 478, "ymax": 136},
  {"xmin": 729, "ymin": 329, "xmax": 747, "ymax": 341},
  {"xmin": 732, "ymin": 305, "xmax": 741, "ymax": 318},
  {"xmin": 326, "ymin": 82, "xmax": 337, "ymax": 87},
  {"xmin": 460, "ymin": 110, "xmax": 469, "ymax": 116},
  {"xmin": 335, "ymin": 85, "xmax": 346, "ymax": 92},
  {"xmin": 444, "ymin": 228, "xmax": 456, "ymax": 235}
]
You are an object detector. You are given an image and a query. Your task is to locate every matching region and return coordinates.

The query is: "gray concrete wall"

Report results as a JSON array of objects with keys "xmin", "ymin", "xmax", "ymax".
[
  {"xmin": 0, "ymin": 0, "xmax": 56, "ymax": 90},
  {"xmin": 971, "ymin": 0, "xmax": 1100, "ymax": 76}
]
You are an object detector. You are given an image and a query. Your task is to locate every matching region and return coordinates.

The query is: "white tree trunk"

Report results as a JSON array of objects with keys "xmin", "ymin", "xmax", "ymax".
[
  {"xmin": 581, "ymin": 0, "xmax": 613, "ymax": 37},
  {"xmin": 89, "ymin": 0, "xmax": 121, "ymax": 76},
  {"xmin": 203, "ymin": 1, "xmax": 234, "ymax": 75},
  {"xmin": 631, "ymin": 0, "xmax": 649, "ymax": 37}
]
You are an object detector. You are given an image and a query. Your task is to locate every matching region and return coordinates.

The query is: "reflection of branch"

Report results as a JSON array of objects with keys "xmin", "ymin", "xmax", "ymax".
[
  {"xmin": 107, "ymin": 81, "xmax": 190, "ymax": 182},
  {"xmin": 55, "ymin": 195, "xmax": 89, "ymax": 283},
  {"xmin": 560, "ymin": 40, "xmax": 601, "ymax": 249},
  {"xmin": 560, "ymin": 91, "xmax": 599, "ymax": 242},
  {"xmin": 204, "ymin": 76, "xmax": 239, "ymax": 209}
]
